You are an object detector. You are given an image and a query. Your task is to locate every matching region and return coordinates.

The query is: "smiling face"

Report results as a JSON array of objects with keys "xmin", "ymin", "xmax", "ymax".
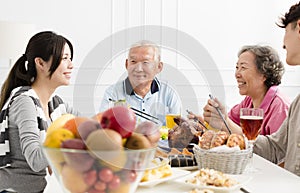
[
  {"xmin": 235, "ymin": 51, "xmax": 267, "ymax": 98},
  {"xmin": 283, "ymin": 20, "xmax": 300, "ymax": 66},
  {"xmin": 126, "ymin": 46, "xmax": 163, "ymax": 90},
  {"xmin": 50, "ymin": 43, "xmax": 73, "ymax": 87}
]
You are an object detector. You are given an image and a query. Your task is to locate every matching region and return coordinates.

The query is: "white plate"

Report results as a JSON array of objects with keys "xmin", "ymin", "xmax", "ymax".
[
  {"xmin": 139, "ymin": 168, "xmax": 191, "ymax": 188},
  {"xmin": 174, "ymin": 171, "xmax": 252, "ymax": 193}
]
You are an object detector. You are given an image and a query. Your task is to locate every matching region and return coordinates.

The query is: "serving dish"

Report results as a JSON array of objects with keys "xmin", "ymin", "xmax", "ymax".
[
  {"xmin": 174, "ymin": 171, "xmax": 252, "ymax": 193},
  {"xmin": 139, "ymin": 168, "xmax": 190, "ymax": 187}
]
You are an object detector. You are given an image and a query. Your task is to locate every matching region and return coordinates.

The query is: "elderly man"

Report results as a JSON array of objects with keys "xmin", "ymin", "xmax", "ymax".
[{"xmin": 99, "ymin": 40, "xmax": 181, "ymax": 125}]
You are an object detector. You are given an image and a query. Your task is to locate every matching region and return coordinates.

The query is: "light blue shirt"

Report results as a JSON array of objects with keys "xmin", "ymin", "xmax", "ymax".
[{"xmin": 99, "ymin": 77, "xmax": 182, "ymax": 125}]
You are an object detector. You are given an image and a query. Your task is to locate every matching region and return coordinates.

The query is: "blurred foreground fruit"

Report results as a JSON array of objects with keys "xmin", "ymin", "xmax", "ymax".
[
  {"xmin": 43, "ymin": 128, "xmax": 74, "ymax": 148},
  {"xmin": 64, "ymin": 116, "xmax": 92, "ymax": 138},
  {"xmin": 61, "ymin": 164, "xmax": 90, "ymax": 193},
  {"xmin": 101, "ymin": 106, "xmax": 136, "ymax": 138},
  {"xmin": 77, "ymin": 120, "xmax": 101, "ymax": 140},
  {"xmin": 47, "ymin": 114, "xmax": 75, "ymax": 133},
  {"xmin": 135, "ymin": 121, "xmax": 160, "ymax": 146}
]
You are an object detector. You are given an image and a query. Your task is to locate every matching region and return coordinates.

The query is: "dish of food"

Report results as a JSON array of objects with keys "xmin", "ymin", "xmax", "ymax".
[
  {"xmin": 157, "ymin": 140, "xmax": 198, "ymax": 170},
  {"xmin": 175, "ymin": 168, "xmax": 252, "ymax": 192},
  {"xmin": 139, "ymin": 168, "xmax": 191, "ymax": 187}
]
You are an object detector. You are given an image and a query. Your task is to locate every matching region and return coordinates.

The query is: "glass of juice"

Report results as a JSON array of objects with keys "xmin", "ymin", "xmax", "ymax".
[
  {"xmin": 165, "ymin": 114, "xmax": 180, "ymax": 129},
  {"xmin": 240, "ymin": 108, "xmax": 264, "ymax": 173}
]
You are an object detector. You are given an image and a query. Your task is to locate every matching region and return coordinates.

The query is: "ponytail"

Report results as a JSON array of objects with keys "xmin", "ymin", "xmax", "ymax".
[{"xmin": 0, "ymin": 54, "xmax": 36, "ymax": 109}]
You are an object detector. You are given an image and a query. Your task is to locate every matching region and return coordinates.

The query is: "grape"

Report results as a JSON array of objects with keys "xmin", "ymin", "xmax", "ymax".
[
  {"xmin": 94, "ymin": 180, "xmax": 106, "ymax": 191},
  {"xmin": 98, "ymin": 168, "xmax": 113, "ymax": 183},
  {"xmin": 123, "ymin": 170, "xmax": 137, "ymax": 183},
  {"xmin": 108, "ymin": 175, "xmax": 121, "ymax": 190},
  {"xmin": 83, "ymin": 169, "xmax": 97, "ymax": 186}
]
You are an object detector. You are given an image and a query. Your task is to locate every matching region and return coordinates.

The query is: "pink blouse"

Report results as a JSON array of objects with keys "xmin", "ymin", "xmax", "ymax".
[{"xmin": 228, "ymin": 86, "xmax": 290, "ymax": 135}]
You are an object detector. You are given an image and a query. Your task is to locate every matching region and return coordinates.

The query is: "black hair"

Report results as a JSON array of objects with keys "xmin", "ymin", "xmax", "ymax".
[
  {"xmin": 277, "ymin": 1, "xmax": 300, "ymax": 28},
  {"xmin": 0, "ymin": 31, "xmax": 73, "ymax": 109}
]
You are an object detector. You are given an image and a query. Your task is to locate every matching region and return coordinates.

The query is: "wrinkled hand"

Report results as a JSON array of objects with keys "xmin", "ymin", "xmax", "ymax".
[
  {"xmin": 203, "ymin": 97, "xmax": 227, "ymax": 131},
  {"xmin": 186, "ymin": 111, "xmax": 207, "ymax": 130}
]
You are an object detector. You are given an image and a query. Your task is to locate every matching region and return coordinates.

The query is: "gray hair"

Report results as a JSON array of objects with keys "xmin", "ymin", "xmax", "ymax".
[
  {"xmin": 238, "ymin": 45, "xmax": 285, "ymax": 88},
  {"xmin": 129, "ymin": 40, "xmax": 161, "ymax": 62}
]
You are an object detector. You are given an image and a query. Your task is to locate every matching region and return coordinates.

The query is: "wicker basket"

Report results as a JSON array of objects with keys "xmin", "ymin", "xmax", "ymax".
[{"xmin": 193, "ymin": 145, "xmax": 252, "ymax": 174}]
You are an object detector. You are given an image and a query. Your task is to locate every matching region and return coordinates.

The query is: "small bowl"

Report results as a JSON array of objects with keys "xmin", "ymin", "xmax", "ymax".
[{"xmin": 43, "ymin": 146, "xmax": 156, "ymax": 193}]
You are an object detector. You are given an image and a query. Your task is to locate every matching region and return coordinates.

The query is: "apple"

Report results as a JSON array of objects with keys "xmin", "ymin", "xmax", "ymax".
[{"xmin": 100, "ymin": 106, "xmax": 136, "ymax": 138}]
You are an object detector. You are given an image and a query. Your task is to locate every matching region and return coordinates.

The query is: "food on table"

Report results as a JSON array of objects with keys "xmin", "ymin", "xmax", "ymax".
[
  {"xmin": 210, "ymin": 131, "xmax": 229, "ymax": 148},
  {"xmin": 198, "ymin": 130, "xmax": 215, "ymax": 149},
  {"xmin": 169, "ymin": 154, "xmax": 196, "ymax": 167},
  {"xmin": 185, "ymin": 168, "xmax": 238, "ymax": 187},
  {"xmin": 43, "ymin": 106, "xmax": 158, "ymax": 193},
  {"xmin": 124, "ymin": 132, "xmax": 152, "ymax": 149},
  {"xmin": 140, "ymin": 158, "xmax": 172, "ymax": 182},
  {"xmin": 188, "ymin": 189, "xmax": 214, "ymax": 193},
  {"xmin": 226, "ymin": 133, "xmax": 245, "ymax": 150},
  {"xmin": 198, "ymin": 130, "xmax": 245, "ymax": 150},
  {"xmin": 168, "ymin": 117, "xmax": 204, "ymax": 149},
  {"xmin": 168, "ymin": 148, "xmax": 197, "ymax": 167},
  {"xmin": 100, "ymin": 105, "xmax": 136, "ymax": 138},
  {"xmin": 155, "ymin": 147, "xmax": 197, "ymax": 167},
  {"xmin": 134, "ymin": 121, "xmax": 161, "ymax": 146},
  {"xmin": 159, "ymin": 126, "xmax": 168, "ymax": 140}
]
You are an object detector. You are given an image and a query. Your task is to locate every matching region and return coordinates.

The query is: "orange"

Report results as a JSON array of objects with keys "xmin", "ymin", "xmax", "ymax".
[{"xmin": 63, "ymin": 116, "xmax": 91, "ymax": 138}]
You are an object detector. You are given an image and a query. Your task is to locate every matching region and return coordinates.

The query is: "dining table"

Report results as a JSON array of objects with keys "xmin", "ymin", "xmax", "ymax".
[{"xmin": 44, "ymin": 153, "xmax": 300, "ymax": 193}]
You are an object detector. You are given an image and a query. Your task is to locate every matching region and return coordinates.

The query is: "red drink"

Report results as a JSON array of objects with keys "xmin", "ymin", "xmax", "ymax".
[{"xmin": 240, "ymin": 116, "xmax": 263, "ymax": 141}]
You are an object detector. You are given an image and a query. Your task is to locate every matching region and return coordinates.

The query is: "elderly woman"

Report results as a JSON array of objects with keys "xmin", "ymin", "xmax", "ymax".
[{"xmin": 203, "ymin": 45, "xmax": 290, "ymax": 135}]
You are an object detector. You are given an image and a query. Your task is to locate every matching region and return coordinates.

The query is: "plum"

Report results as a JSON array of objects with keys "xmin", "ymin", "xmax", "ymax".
[
  {"xmin": 77, "ymin": 120, "xmax": 101, "ymax": 140},
  {"xmin": 135, "ymin": 121, "xmax": 160, "ymax": 145}
]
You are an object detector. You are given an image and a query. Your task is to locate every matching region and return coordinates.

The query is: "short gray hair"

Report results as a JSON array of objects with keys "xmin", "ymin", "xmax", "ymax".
[
  {"xmin": 129, "ymin": 40, "xmax": 161, "ymax": 62},
  {"xmin": 238, "ymin": 45, "xmax": 284, "ymax": 88}
]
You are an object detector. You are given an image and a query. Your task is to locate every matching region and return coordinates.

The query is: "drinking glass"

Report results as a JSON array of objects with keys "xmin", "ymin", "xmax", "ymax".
[{"xmin": 240, "ymin": 108, "xmax": 264, "ymax": 173}]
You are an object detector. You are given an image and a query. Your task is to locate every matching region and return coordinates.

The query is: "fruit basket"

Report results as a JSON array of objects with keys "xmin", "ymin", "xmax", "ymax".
[
  {"xmin": 43, "ymin": 146, "xmax": 156, "ymax": 193},
  {"xmin": 193, "ymin": 145, "xmax": 252, "ymax": 174}
]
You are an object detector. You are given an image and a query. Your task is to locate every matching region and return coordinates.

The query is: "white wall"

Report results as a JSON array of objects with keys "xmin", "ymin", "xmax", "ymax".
[{"xmin": 1, "ymin": 0, "xmax": 300, "ymax": 116}]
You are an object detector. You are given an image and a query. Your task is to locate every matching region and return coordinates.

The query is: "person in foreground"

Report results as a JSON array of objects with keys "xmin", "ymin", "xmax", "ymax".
[
  {"xmin": 203, "ymin": 45, "xmax": 290, "ymax": 136},
  {"xmin": 253, "ymin": 1, "xmax": 300, "ymax": 176},
  {"xmin": 99, "ymin": 40, "xmax": 181, "ymax": 125},
  {"xmin": 0, "ymin": 31, "xmax": 78, "ymax": 192}
]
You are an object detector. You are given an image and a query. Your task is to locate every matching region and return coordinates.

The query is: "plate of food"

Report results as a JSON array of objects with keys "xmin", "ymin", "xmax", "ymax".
[
  {"xmin": 174, "ymin": 168, "xmax": 252, "ymax": 192},
  {"xmin": 157, "ymin": 140, "xmax": 198, "ymax": 170},
  {"xmin": 139, "ymin": 168, "xmax": 191, "ymax": 187}
]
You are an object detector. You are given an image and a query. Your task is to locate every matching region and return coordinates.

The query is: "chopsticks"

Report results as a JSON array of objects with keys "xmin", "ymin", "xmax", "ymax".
[
  {"xmin": 108, "ymin": 98, "xmax": 159, "ymax": 124},
  {"xmin": 209, "ymin": 94, "xmax": 232, "ymax": 134},
  {"xmin": 186, "ymin": 109, "xmax": 208, "ymax": 130},
  {"xmin": 130, "ymin": 107, "xmax": 159, "ymax": 124},
  {"xmin": 240, "ymin": 187, "xmax": 251, "ymax": 193}
]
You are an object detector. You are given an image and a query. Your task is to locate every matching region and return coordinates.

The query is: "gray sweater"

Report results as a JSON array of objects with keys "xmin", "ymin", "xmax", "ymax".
[
  {"xmin": 0, "ymin": 95, "xmax": 78, "ymax": 193},
  {"xmin": 254, "ymin": 94, "xmax": 300, "ymax": 176}
]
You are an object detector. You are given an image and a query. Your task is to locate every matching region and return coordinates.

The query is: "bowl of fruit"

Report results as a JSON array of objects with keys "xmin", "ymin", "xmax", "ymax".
[{"xmin": 43, "ymin": 106, "xmax": 160, "ymax": 193}]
